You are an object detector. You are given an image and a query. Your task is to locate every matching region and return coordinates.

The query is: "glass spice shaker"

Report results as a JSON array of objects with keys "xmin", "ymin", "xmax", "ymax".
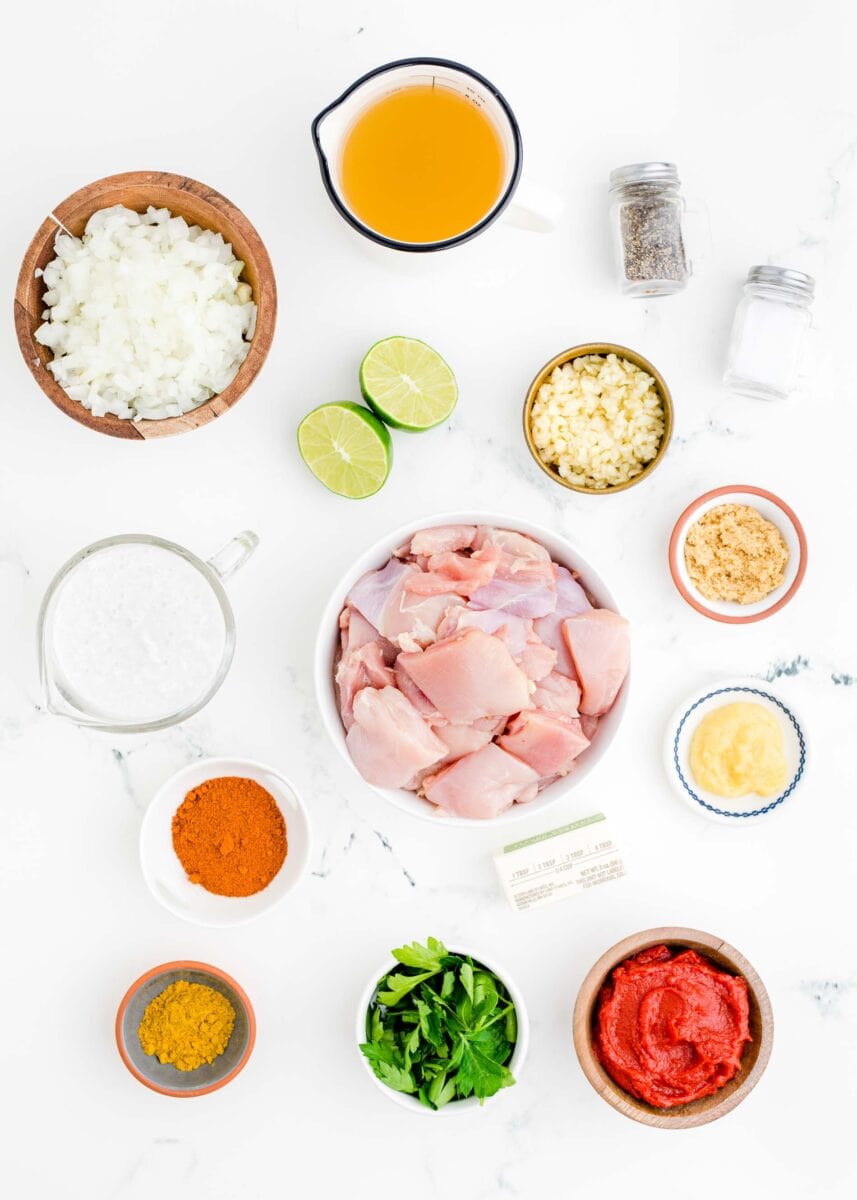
[
  {"xmin": 609, "ymin": 163, "xmax": 690, "ymax": 297},
  {"xmin": 723, "ymin": 266, "xmax": 814, "ymax": 401}
]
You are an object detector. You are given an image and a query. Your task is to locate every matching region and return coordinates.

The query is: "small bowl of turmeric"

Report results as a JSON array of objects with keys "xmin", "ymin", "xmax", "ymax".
[
  {"xmin": 116, "ymin": 960, "xmax": 255, "ymax": 1097},
  {"xmin": 140, "ymin": 756, "xmax": 311, "ymax": 927}
]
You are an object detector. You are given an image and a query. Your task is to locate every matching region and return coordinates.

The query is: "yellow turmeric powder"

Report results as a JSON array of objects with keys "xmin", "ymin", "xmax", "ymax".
[{"xmin": 138, "ymin": 980, "xmax": 236, "ymax": 1071}]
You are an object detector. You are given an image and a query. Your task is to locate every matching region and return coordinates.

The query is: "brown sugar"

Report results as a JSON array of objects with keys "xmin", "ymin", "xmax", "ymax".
[{"xmin": 684, "ymin": 503, "xmax": 789, "ymax": 604}]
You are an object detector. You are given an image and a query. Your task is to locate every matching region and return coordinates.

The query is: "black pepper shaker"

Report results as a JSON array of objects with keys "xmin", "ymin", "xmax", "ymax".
[{"xmin": 609, "ymin": 163, "xmax": 690, "ymax": 297}]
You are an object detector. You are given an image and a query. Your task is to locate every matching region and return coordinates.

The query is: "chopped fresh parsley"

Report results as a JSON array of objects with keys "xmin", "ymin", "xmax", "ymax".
[{"xmin": 359, "ymin": 937, "xmax": 517, "ymax": 1109}]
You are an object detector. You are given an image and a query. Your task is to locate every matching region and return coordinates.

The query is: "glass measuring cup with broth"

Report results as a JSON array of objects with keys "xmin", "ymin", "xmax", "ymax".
[{"xmin": 312, "ymin": 58, "xmax": 562, "ymax": 251}]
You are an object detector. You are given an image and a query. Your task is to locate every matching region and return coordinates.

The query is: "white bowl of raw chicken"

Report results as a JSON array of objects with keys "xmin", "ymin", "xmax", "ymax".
[{"xmin": 314, "ymin": 513, "xmax": 630, "ymax": 825}]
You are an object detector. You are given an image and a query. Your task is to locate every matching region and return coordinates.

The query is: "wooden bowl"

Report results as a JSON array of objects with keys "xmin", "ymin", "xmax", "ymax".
[
  {"xmin": 522, "ymin": 342, "xmax": 673, "ymax": 494},
  {"xmin": 572, "ymin": 926, "xmax": 773, "ymax": 1129},
  {"xmin": 14, "ymin": 171, "xmax": 277, "ymax": 440}
]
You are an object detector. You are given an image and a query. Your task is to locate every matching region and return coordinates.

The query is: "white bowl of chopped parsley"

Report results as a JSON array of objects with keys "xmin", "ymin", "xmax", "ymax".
[{"xmin": 356, "ymin": 936, "xmax": 529, "ymax": 1113}]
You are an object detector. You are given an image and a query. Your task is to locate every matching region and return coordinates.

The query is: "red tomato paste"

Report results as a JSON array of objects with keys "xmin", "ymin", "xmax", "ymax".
[{"xmin": 594, "ymin": 945, "xmax": 751, "ymax": 1108}]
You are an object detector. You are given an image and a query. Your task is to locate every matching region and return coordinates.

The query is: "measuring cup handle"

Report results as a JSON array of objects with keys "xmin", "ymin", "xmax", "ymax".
[
  {"xmin": 207, "ymin": 531, "xmax": 259, "ymax": 581},
  {"xmin": 502, "ymin": 180, "xmax": 564, "ymax": 233}
]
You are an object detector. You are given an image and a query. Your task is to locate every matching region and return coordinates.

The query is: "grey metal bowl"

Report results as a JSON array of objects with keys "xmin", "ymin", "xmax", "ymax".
[{"xmin": 115, "ymin": 961, "xmax": 256, "ymax": 1096}]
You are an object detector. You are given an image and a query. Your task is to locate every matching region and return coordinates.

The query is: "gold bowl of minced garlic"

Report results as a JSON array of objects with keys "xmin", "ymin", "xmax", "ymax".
[
  {"xmin": 115, "ymin": 961, "xmax": 255, "ymax": 1096},
  {"xmin": 665, "ymin": 681, "xmax": 807, "ymax": 823},
  {"xmin": 523, "ymin": 343, "xmax": 673, "ymax": 494}
]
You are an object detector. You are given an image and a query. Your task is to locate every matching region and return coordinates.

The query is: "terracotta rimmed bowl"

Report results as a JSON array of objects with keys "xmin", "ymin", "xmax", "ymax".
[
  {"xmin": 14, "ymin": 171, "xmax": 277, "ymax": 440},
  {"xmin": 314, "ymin": 510, "xmax": 629, "ymax": 826},
  {"xmin": 669, "ymin": 485, "xmax": 807, "ymax": 623},
  {"xmin": 573, "ymin": 927, "xmax": 773, "ymax": 1129},
  {"xmin": 355, "ymin": 945, "xmax": 529, "ymax": 1114},
  {"xmin": 522, "ymin": 342, "xmax": 673, "ymax": 494},
  {"xmin": 115, "ymin": 960, "xmax": 255, "ymax": 1096}
]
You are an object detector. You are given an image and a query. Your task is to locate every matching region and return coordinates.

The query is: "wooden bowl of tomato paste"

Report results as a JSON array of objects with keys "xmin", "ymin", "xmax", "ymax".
[{"xmin": 572, "ymin": 927, "xmax": 773, "ymax": 1128}]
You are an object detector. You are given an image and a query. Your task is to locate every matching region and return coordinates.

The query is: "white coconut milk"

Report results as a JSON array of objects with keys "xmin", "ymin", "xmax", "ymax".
[{"xmin": 50, "ymin": 542, "xmax": 227, "ymax": 723}]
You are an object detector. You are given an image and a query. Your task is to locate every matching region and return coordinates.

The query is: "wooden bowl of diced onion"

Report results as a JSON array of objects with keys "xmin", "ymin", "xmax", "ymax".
[
  {"xmin": 14, "ymin": 171, "xmax": 277, "ymax": 440},
  {"xmin": 522, "ymin": 342, "xmax": 673, "ymax": 494}
]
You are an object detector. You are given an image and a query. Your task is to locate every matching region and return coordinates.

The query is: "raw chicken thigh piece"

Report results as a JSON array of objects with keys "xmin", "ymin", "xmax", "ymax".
[
  {"xmin": 347, "ymin": 558, "xmax": 416, "ymax": 630},
  {"xmin": 394, "ymin": 662, "xmax": 447, "ymax": 724},
  {"xmin": 402, "ymin": 546, "xmax": 499, "ymax": 597},
  {"xmin": 436, "ymin": 607, "xmax": 532, "ymax": 657},
  {"xmin": 470, "ymin": 526, "xmax": 557, "ymax": 614},
  {"xmin": 410, "ymin": 525, "xmax": 477, "ymax": 556},
  {"xmin": 392, "ymin": 591, "xmax": 465, "ymax": 649},
  {"xmin": 398, "ymin": 628, "xmax": 531, "ymax": 724},
  {"xmin": 340, "ymin": 606, "xmax": 375, "ymax": 652},
  {"xmin": 345, "ymin": 686, "xmax": 447, "ymax": 789},
  {"xmin": 432, "ymin": 722, "xmax": 496, "ymax": 762},
  {"xmin": 472, "ymin": 526, "xmax": 552, "ymax": 563},
  {"xmin": 339, "ymin": 605, "xmax": 397, "ymax": 664},
  {"xmin": 534, "ymin": 565, "xmax": 591, "ymax": 676},
  {"xmin": 423, "ymin": 743, "xmax": 539, "ymax": 819},
  {"xmin": 555, "ymin": 564, "xmax": 592, "ymax": 612},
  {"xmin": 516, "ymin": 636, "xmax": 557, "ymax": 682},
  {"xmin": 335, "ymin": 642, "xmax": 396, "ymax": 729},
  {"xmin": 562, "ymin": 609, "xmax": 630, "ymax": 715},
  {"xmin": 580, "ymin": 713, "xmax": 600, "ymax": 740},
  {"xmin": 499, "ymin": 710, "xmax": 589, "ymax": 777},
  {"xmin": 469, "ymin": 575, "xmax": 557, "ymax": 618},
  {"xmin": 530, "ymin": 671, "xmax": 582, "ymax": 717},
  {"xmin": 348, "ymin": 558, "xmax": 462, "ymax": 649}
]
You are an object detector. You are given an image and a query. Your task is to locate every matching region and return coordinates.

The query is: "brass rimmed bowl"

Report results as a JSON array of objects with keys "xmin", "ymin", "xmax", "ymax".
[{"xmin": 522, "ymin": 342, "xmax": 673, "ymax": 494}]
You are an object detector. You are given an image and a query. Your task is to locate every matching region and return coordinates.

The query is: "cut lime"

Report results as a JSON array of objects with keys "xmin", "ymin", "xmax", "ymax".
[
  {"xmin": 297, "ymin": 402, "xmax": 392, "ymax": 499},
  {"xmin": 359, "ymin": 336, "xmax": 458, "ymax": 431}
]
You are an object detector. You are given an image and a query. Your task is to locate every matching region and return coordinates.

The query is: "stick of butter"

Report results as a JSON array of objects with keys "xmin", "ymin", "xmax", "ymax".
[{"xmin": 494, "ymin": 813, "xmax": 625, "ymax": 913}]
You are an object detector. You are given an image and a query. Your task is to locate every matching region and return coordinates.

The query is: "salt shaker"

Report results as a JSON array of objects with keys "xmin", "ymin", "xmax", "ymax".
[
  {"xmin": 609, "ymin": 163, "xmax": 690, "ymax": 297},
  {"xmin": 723, "ymin": 266, "xmax": 814, "ymax": 401}
]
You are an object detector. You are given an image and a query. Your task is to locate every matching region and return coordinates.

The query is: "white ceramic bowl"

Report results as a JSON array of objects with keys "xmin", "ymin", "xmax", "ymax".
[
  {"xmin": 355, "ymin": 946, "xmax": 529, "ymax": 1114},
  {"xmin": 314, "ymin": 510, "xmax": 629, "ymax": 825},
  {"xmin": 669, "ymin": 485, "xmax": 807, "ymax": 624},
  {"xmin": 140, "ymin": 756, "xmax": 311, "ymax": 926},
  {"xmin": 663, "ymin": 678, "xmax": 808, "ymax": 824}
]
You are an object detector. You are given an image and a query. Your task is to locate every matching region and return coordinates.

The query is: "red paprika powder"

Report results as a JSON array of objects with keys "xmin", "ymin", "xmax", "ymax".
[{"xmin": 172, "ymin": 775, "xmax": 288, "ymax": 897}]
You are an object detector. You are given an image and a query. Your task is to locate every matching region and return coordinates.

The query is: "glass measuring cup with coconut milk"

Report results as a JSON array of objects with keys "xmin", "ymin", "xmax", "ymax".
[{"xmin": 38, "ymin": 532, "xmax": 258, "ymax": 731}]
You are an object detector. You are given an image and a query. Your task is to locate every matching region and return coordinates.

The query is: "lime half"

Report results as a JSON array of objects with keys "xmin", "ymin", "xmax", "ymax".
[
  {"xmin": 359, "ymin": 336, "xmax": 458, "ymax": 431},
  {"xmin": 297, "ymin": 402, "xmax": 392, "ymax": 499}
]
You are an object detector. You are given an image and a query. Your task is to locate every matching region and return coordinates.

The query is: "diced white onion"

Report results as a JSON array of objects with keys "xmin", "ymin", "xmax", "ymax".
[{"xmin": 35, "ymin": 205, "xmax": 257, "ymax": 421}]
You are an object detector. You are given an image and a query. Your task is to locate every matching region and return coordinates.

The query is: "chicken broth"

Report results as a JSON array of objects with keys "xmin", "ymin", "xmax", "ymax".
[{"xmin": 339, "ymin": 84, "xmax": 506, "ymax": 244}]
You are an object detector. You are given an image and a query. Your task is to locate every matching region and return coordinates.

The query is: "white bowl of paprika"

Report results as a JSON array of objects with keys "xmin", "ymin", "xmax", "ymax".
[{"xmin": 139, "ymin": 756, "xmax": 311, "ymax": 927}]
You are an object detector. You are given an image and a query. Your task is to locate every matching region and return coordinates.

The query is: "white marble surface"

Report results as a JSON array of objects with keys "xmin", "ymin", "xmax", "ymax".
[{"xmin": 1, "ymin": 1, "xmax": 856, "ymax": 1196}]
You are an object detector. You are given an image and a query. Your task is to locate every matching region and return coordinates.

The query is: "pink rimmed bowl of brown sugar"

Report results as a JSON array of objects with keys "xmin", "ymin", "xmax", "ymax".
[{"xmin": 669, "ymin": 485, "xmax": 807, "ymax": 624}]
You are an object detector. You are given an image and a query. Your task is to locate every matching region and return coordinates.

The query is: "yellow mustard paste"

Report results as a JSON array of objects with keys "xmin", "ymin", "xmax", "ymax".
[{"xmin": 689, "ymin": 701, "xmax": 788, "ymax": 798}]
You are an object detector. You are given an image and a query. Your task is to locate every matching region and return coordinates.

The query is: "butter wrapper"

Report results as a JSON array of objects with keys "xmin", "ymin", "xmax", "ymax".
[{"xmin": 494, "ymin": 813, "xmax": 625, "ymax": 913}]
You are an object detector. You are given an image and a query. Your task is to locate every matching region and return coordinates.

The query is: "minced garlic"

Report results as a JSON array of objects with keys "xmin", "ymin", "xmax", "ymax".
[
  {"xmin": 684, "ymin": 503, "xmax": 788, "ymax": 604},
  {"xmin": 529, "ymin": 354, "xmax": 665, "ymax": 490}
]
